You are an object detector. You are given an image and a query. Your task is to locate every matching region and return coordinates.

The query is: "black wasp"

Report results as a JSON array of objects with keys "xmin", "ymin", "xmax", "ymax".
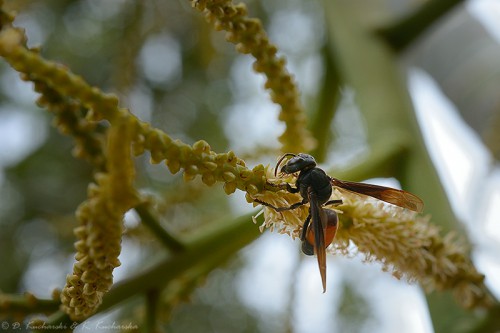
[{"xmin": 255, "ymin": 153, "xmax": 424, "ymax": 292}]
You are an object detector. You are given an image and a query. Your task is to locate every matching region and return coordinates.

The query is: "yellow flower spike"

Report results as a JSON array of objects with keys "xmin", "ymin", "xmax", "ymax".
[
  {"xmin": 132, "ymin": 135, "xmax": 146, "ymax": 157},
  {"xmin": 193, "ymin": 140, "xmax": 211, "ymax": 154},
  {"xmin": 238, "ymin": 169, "xmax": 253, "ymax": 181},
  {"xmin": 201, "ymin": 173, "xmax": 217, "ymax": 186},
  {"xmin": 183, "ymin": 169, "xmax": 198, "ymax": 182},
  {"xmin": 179, "ymin": 142, "xmax": 194, "ymax": 160},
  {"xmin": 61, "ymin": 117, "xmax": 138, "ymax": 320},
  {"xmin": 66, "ymin": 275, "xmax": 81, "ymax": 287},
  {"xmin": 26, "ymin": 69, "xmax": 106, "ymax": 169},
  {"xmin": 74, "ymin": 240, "xmax": 87, "ymax": 253},
  {"xmin": 73, "ymin": 226, "xmax": 87, "ymax": 238},
  {"xmin": 222, "ymin": 171, "xmax": 236, "ymax": 182},
  {"xmin": 202, "ymin": 161, "xmax": 218, "ymax": 171},
  {"xmin": 0, "ymin": 27, "xmax": 124, "ymax": 123},
  {"xmin": 226, "ymin": 151, "xmax": 238, "ymax": 165},
  {"xmin": 150, "ymin": 153, "xmax": 164, "ymax": 164},
  {"xmin": 215, "ymin": 152, "xmax": 228, "ymax": 165},
  {"xmin": 51, "ymin": 288, "xmax": 61, "ymax": 302},
  {"xmin": 245, "ymin": 192, "xmax": 254, "ymax": 204},
  {"xmin": 64, "ymin": 287, "xmax": 79, "ymax": 299},
  {"xmin": 255, "ymin": 182, "xmax": 491, "ymax": 309},
  {"xmin": 147, "ymin": 129, "xmax": 170, "ymax": 164},
  {"xmin": 80, "ymin": 270, "xmax": 98, "ymax": 283},
  {"xmin": 82, "ymin": 283, "xmax": 96, "ymax": 296},
  {"xmin": 0, "ymin": 5, "xmax": 15, "ymax": 25},
  {"xmin": 107, "ymin": 257, "xmax": 121, "ymax": 268},
  {"xmin": 74, "ymin": 253, "xmax": 87, "ymax": 262},
  {"xmin": 223, "ymin": 181, "xmax": 237, "ymax": 195},
  {"xmin": 69, "ymin": 297, "xmax": 82, "ymax": 308},
  {"xmin": 160, "ymin": 143, "xmax": 178, "ymax": 162},
  {"xmin": 0, "ymin": 17, "xmax": 283, "ymax": 210},
  {"xmin": 236, "ymin": 159, "xmax": 246, "ymax": 167},
  {"xmin": 189, "ymin": 0, "xmax": 315, "ymax": 153},
  {"xmin": 84, "ymin": 293, "xmax": 101, "ymax": 307},
  {"xmin": 245, "ymin": 184, "xmax": 259, "ymax": 196},
  {"xmin": 166, "ymin": 159, "xmax": 182, "ymax": 174}
]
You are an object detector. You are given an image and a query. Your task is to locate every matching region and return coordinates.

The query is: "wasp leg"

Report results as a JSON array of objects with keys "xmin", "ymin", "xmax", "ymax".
[
  {"xmin": 253, "ymin": 198, "xmax": 307, "ymax": 212},
  {"xmin": 301, "ymin": 240, "xmax": 315, "ymax": 256},
  {"xmin": 300, "ymin": 212, "xmax": 311, "ymax": 241},
  {"xmin": 300, "ymin": 213, "xmax": 314, "ymax": 255},
  {"xmin": 284, "ymin": 183, "xmax": 299, "ymax": 193},
  {"xmin": 266, "ymin": 181, "xmax": 299, "ymax": 194},
  {"xmin": 325, "ymin": 199, "xmax": 342, "ymax": 206}
]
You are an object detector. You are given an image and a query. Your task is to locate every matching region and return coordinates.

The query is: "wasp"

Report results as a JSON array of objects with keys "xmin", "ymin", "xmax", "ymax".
[{"xmin": 255, "ymin": 153, "xmax": 424, "ymax": 292}]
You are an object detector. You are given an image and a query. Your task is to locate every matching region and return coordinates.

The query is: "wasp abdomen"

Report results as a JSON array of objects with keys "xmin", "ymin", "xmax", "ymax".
[{"xmin": 301, "ymin": 209, "xmax": 338, "ymax": 256}]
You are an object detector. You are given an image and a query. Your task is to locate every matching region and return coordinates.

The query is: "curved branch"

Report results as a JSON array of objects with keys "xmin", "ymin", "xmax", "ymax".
[{"xmin": 134, "ymin": 203, "xmax": 186, "ymax": 253}]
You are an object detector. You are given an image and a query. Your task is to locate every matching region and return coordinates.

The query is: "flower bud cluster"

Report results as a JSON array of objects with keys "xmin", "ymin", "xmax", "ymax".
[
  {"xmin": 32, "ymin": 79, "xmax": 106, "ymax": 169},
  {"xmin": 247, "ymin": 168, "xmax": 309, "ymax": 237},
  {"xmin": 333, "ymin": 189, "xmax": 491, "ymax": 309},
  {"xmin": 0, "ymin": 26, "xmax": 271, "ymax": 199},
  {"xmin": 60, "ymin": 119, "xmax": 138, "ymax": 320},
  {"xmin": 130, "ymin": 119, "xmax": 268, "ymax": 195},
  {"xmin": 253, "ymin": 175, "xmax": 492, "ymax": 309},
  {"xmin": 0, "ymin": 28, "xmax": 120, "ymax": 123},
  {"xmin": 191, "ymin": 0, "xmax": 314, "ymax": 153}
]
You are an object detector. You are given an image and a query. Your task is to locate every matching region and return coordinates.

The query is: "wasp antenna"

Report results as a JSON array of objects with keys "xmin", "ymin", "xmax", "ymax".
[{"xmin": 274, "ymin": 153, "xmax": 296, "ymax": 177}]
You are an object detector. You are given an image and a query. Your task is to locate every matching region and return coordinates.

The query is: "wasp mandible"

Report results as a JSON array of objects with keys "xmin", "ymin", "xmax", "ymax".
[{"xmin": 255, "ymin": 153, "xmax": 424, "ymax": 292}]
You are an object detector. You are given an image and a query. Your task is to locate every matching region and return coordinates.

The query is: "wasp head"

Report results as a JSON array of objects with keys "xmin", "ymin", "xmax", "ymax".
[{"xmin": 275, "ymin": 153, "xmax": 317, "ymax": 176}]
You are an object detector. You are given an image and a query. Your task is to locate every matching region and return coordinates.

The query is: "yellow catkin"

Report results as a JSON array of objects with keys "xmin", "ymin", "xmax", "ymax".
[
  {"xmin": 252, "ymin": 169, "xmax": 492, "ymax": 309},
  {"xmin": 60, "ymin": 117, "xmax": 138, "ymax": 320},
  {"xmin": 31, "ymin": 79, "xmax": 106, "ymax": 169},
  {"xmin": 0, "ymin": 25, "xmax": 277, "ymax": 199},
  {"xmin": 191, "ymin": 0, "xmax": 315, "ymax": 153}
]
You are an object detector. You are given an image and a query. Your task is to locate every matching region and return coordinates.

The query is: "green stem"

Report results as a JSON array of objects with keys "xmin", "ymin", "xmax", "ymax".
[
  {"xmin": 145, "ymin": 290, "xmax": 160, "ymax": 333},
  {"xmin": 37, "ymin": 212, "xmax": 261, "ymax": 332},
  {"xmin": 33, "ymin": 311, "xmax": 73, "ymax": 332},
  {"xmin": 323, "ymin": 0, "xmax": 494, "ymax": 330},
  {"xmin": 467, "ymin": 304, "xmax": 500, "ymax": 333},
  {"xmin": 324, "ymin": 0, "xmax": 458, "ymax": 233},
  {"xmin": 0, "ymin": 293, "xmax": 59, "ymax": 316},
  {"xmin": 101, "ymin": 212, "xmax": 260, "ymax": 310},
  {"xmin": 309, "ymin": 45, "xmax": 341, "ymax": 162},
  {"xmin": 135, "ymin": 203, "xmax": 186, "ymax": 253},
  {"xmin": 376, "ymin": 0, "xmax": 466, "ymax": 52}
]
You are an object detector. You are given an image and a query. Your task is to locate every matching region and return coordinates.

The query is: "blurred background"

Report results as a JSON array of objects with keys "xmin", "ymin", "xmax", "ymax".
[{"xmin": 0, "ymin": 0, "xmax": 499, "ymax": 332}]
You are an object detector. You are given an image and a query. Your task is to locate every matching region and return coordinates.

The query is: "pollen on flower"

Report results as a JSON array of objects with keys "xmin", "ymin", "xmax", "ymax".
[
  {"xmin": 254, "ymin": 191, "xmax": 307, "ymax": 237},
  {"xmin": 250, "ymin": 166, "xmax": 312, "ymax": 238},
  {"xmin": 251, "ymin": 174, "xmax": 491, "ymax": 309}
]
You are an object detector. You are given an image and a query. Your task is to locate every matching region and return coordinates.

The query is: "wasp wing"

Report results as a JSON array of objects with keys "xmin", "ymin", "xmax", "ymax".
[
  {"xmin": 308, "ymin": 187, "xmax": 328, "ymax": 293},
  {"xmin": 330, "ymin": 177, "xmax": 424, "ymax": 212}
]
